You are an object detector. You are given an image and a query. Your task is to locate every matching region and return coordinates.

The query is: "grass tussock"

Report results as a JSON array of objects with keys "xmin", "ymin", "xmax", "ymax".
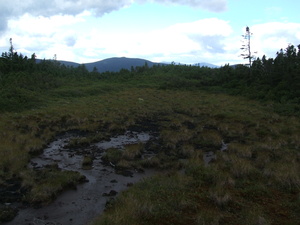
[
  {"xmin": 263, "ymin": 161, "xmax": 300, "ymax": 192},
  {"xmin": 122, "ymin": 143, "xmax": 143, "ymax": 160},
  {"xmin": 229, "ymin": 155, "xmax": 257, "ymax": 179},
  {"xmin": 21, "ymin": 166, "xmax": 86, "ymax": 205},
  {"xmin": 193, "ymin": 130, "xmax": 223, "ymax": 149},
  {"xmin": 82, "ymin": 155, "xmax": 94, "ymax": 170},
  {"xmin": 227, "ymin": 142, "xmax": 252, "ymax": 158},
  {"xmin": 93, "ymin": 173, "xmax": 194, "ymax": 225},
  {"xmin": 102, "ymin": 148, "xmax": 123, "ymax": 165}
]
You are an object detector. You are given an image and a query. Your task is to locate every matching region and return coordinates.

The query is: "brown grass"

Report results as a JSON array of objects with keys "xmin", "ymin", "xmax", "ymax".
[{"xmin": 122, "ymin": 143, "xmax": 143, "ymax": 160}]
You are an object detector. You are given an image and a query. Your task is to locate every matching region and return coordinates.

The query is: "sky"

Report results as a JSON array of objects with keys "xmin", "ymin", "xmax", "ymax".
[{"xmin": 0, "ymin": 0, "xmax": 299, "ymax": 66}]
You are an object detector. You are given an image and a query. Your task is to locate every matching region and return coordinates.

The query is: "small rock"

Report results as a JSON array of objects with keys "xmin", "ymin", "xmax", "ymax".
[
  {"xmin": 127, "ymin": 183, "xmax": 133, "ymax": 187},
  {"xmin": 135, "ymin": 168, "xmax": 145, "ymax": 173}
]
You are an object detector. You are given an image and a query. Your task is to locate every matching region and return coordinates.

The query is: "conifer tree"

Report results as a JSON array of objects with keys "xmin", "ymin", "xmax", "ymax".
[{"xmin": 240, "ymin": 26, "xmax": 256, "ymax": 67}]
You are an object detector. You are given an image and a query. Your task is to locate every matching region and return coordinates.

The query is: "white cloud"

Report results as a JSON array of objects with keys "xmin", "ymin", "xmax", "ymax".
[
  {"xmin": 0, "ymin": 0, "xmax": 132, "ymax": 33},
  {"xmin": 138, "ymin": 0, "xmax": 227, "ymax": 12},
  {"xmin": 0, "ymin": 16, "xmax": 238, "ymax": 65},
  {"xmin": 7, "ymin": 13, "xmax": 86, "ymax": 36},
  {"xmin": 73, "ymin": 18, "xmax": 234, "ymax": 64},
  {"xmin": 0, "ymin": 0, "xmax": 229, "ymax": 64},
  {"xmin": 251, "ymin": 22, "xmax": 300, "ymax": 58},
  {"xmin": 0, "ymin": 0, "xmax": 227, "ymax": 33}
]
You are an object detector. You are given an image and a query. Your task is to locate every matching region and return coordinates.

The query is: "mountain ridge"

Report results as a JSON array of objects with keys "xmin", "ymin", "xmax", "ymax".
[{"xmin": 54, "ymin": 57, "xmax": 219, "ymax": 73}]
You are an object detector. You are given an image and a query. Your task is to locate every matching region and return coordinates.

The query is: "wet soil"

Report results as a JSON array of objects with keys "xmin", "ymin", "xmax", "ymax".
[{"xmin": 4, "ymin": 131, "xmax": 157, "ymax": 225}]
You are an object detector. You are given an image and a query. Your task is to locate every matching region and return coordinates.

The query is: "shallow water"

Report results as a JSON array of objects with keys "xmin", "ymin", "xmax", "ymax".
[{"xmin": 5, "ymin": 131, "xmax": 155, "ymax": 225}]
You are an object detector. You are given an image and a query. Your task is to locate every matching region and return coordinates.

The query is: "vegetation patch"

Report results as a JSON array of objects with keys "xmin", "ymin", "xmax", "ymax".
[
  {"xmin": 0, "ymin": 44, "xmax": 299, "ymax": 223},
  {"xmin": 82, "ymin": 155, "xmax": 94, "ymax": 170},
  {"xmin": 21, "ymin": 165, "xmax": 86, "ymax": 206},
  {"xmin": 101, "ymin": 148, "xmax": 123, "ymax": 166}
]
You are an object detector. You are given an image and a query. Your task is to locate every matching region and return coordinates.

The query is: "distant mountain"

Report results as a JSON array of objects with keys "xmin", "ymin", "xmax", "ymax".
[
  {"xmin": 193, "ymin": 62, "xmax": 219, "ymax": 68},
  {"xmin": 36, "ymin": 59, "xmax": 80, "ymax": 68},
  {"xmin": 79, "ymin": 57, "xmax": 163, "ymax": 73},
  {"xmin": 163, "ymin": 61, "xmax": 219, "ymax": 68},
  {"xmin": 53, "ymin": 57, "xmax": 218, "ymax": 72},
  {"xmin": 58, "ymin": 60, "xmax": 80, "ymax": 68}
]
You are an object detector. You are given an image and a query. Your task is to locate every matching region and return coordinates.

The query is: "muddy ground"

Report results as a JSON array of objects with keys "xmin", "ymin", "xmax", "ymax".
[{"xmin": 3, "ymin": 131, "xmax": 157, "ymax": 225}]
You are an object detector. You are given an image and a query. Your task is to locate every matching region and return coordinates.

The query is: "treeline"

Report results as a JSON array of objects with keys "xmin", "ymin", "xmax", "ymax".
[
  {"xmin": 0, "ymin": 44, "xmax": 299, "ymax": 114},
  {"xmin": 218, "ymin": 44, "xmax": 300, "ymax": 103},
  {"xmin": 153, "ymin": 44, "xmax": 300, "ymax": 114},
  {"xmin": 0, "ymin": 51, "xmax": 102, "ymax": 111}
]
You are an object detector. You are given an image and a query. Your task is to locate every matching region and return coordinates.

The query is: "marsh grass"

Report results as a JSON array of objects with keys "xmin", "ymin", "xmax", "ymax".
[
  {"xmin": 1, "ymin": 75, "xmax": 300, "ymax": 224},
  {"xmin": 66, "ymin": 131, "xmax": 109, "ymax": 149},
  {"xmin": 102, "ymin": 148, "xmax": 123, "ymax": 165},
  {"xmin": 116, "ymin": 159, "xmax": 132, "ymax": 169},
  {"xmin": 21, "ymin": 166, "xmax": 85, "ymax": 205},
  {"xmin": 193, "ymin": 130, "xmax": 223, "ymax": 149},
  {"xmin": 159, "ymin": 129, "xmax": 185, "ymax": 149},
  {"xmin": 228, "ymin": 155, "xmax": 257, "ymax": 179},
  {"xmin": 178, "ymin": 144, "xmax": 195, "ymax": 158},
  {"xmin": 195, "ymin": 210, "xmax": 221, "ymax": 225},
  {"xmin": 227, "ymin": 142, "xmax": 252, "ymax": 159},
  {"xmin": 208, "ymin": 187, "xmax": 232, "ymax": 209},
  {"xmin": 0, "ymin": 143, "xmax": 29, "ymax": 175},
  {"xmin": 263, "ymin": 161, "xmax": 300, "ymax": 192},
  {"xmin": 239, "ymin": 208, "xmax": 270, "ymax": 225},
  {"xmin": 122, "ymin": 143, "xmax": 143, "ymax": 160},
  {"xmin": 94, "ymin": 173, "xmax": 193, "ymax": 225},
  {"xmin": 82, "ymin": 155, "xmax": 94, "ymax": 170}
]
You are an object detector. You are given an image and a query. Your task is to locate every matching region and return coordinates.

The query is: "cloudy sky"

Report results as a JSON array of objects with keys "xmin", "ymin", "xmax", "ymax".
[{"xmin": 0, "ymin": 0, "xmax": 299, "ymax": 65}]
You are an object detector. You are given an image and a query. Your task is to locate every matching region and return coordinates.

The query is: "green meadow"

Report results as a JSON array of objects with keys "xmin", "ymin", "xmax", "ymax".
[{"xmin": 0, "ymin": 45, "xmax": 299, "ymax": 224}]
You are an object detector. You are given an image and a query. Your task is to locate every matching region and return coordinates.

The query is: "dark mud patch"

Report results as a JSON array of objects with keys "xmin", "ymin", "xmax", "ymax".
[
  {"xmin": 4, "ymin": 130, "xmax": 157, "ymax": 225},
  {"xmin": 0, "ymin": 177, "xmax": 26, "ymax": 223}
]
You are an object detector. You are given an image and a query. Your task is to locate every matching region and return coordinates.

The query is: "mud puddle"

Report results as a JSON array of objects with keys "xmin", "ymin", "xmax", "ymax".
[{"xmin": 5, "ymin": 131, "xmax": 156, "ymax": 225}]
